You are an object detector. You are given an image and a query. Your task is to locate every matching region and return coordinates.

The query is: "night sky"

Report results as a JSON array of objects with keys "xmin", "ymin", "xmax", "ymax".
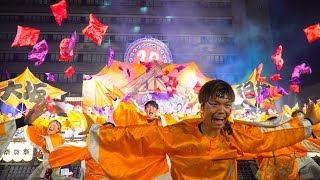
[
  {"xmin": 268, "ymin": 0, "xmax": 320, "ymax": 86},
  {"xmin": 268, "ymin": 0, "xmax": 320, "ymax": 105}
]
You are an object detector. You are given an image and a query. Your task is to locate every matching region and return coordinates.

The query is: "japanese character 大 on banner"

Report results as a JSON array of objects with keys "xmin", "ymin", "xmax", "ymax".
[{"xmin": 0, "ymin": 68, "xmax": 66, "ymax": 109}]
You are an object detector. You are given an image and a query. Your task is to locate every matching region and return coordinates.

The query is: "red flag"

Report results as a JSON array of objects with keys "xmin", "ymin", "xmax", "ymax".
[
  {"xmin": 171, "ymin": 88, "xmax": 177, "ymax": 94},
  {"xmin": 267, "ymin": 86, "xmax": 279, "ymax": 98},
  {"xmin": 11, "ymin": 26, "xmax": 40, "ymax": 47},
  {"xmin": 193, "ymin": 82, "xmax": 202, "ymax": 94},
  {"xmin": 82, "ymin": 14, "xmax": 108, "ymax": 45},
  {"xmin": 45, "ymin": 96, "xmax": 55, "ymax": 113},
  {"xmin": 245, "ymin": 92, "xmax": 255, "ymax": 97},
  {"xmin": 59, "ymin": 38, "xmax": 74, "ymax": 61},
  {"xmin": 269, "ymin": 74, "xmax": 282, "ymax": 82},
  {"xmin": 155, "ymin": 87, "xmax": 161, "ymax": 94},
  {"xmin": 50, "ymin": 0, "xmax": 67, "ymax": 26},
  {"xmin": 271, "ymin": 45, "xmax": 284, "ymax": 71},
  {"xmin": 258, "ymin": 77, "xmax": 266, "ymax": 83},
  {"xmin": 303, "ymin": 23, "xmax": 320, "ymax": 43},
  {"xmin": 45, "ymin": 96, "xmax": 53, "ymax": 103},
  {"xmin": 65, "ymin": 66, "xmax": 75, "ymax": 78},
  {"xmin": 289, "ymin": 85, "xmax": 299, "ymax": 93},
  {"xmin": 163, "ymin": 70, "xmax": 169, "ymax": 76}
]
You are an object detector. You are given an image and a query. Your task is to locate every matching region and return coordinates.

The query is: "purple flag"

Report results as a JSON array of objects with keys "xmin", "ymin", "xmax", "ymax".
[
  {"xmin": 28, "ymin": 39, "xmax": 48, "ymax": 66},
  {"xmin": 175, "ymin": 65, "xmax": 185, "ymax": 72},
  {"xmin": 45, "ymin": 73, "xmax": 56, "ymax": 82},
  {"xmin": 83, "ymin": 74, "xmax": 92, "ymax": 80},
  {"xmin": 2, "ymin": 70, "xmax": 10, "ymax": 80},
  {"xmin": 277, "ymin": 86, "xmax": 288, "ymax": 96},
  {"xmin": 65, "ymin": 31, "xmax": 77, "ymax": 54},
  {"xmin": 107, "ymin": 48, "xmax": 114, "ymax": 68}
]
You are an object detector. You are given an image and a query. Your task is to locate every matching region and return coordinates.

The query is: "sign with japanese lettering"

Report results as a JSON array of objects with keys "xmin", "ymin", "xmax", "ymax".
[
  {"xmin": 0, "ymin": 68, "xmax": 65, "ymax": 108},
  {"xmin": 124, "ymin": 37, "xmax": 173, "ymax": 64},
  {"xmin": 232, "ymin": 68, "xmax": 281, "ymax": 107},
  {"xmin": 233, "ymin": 80, "xmax": 271, "ymax": 106}
]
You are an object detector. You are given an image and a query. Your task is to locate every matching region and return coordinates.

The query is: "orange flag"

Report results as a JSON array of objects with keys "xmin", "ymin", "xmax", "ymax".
[{"xmin": 303, "ymin": 23, "xmax": 320, "ymax": 43}]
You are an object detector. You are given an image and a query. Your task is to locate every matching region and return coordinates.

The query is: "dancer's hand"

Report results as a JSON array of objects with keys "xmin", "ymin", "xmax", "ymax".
[
  {"xmin": 24, "ymin": 99, "xmax": 48, "ymax": 124},
  {"xmin": 78, "ymin": 113, "xmax": 94, "ymax": 135},
  {"xmin": 305, "ymin": 101, "xmax": 320, "ymax": 125}
]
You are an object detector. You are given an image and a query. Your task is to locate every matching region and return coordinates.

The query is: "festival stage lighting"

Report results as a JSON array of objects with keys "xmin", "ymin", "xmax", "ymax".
[
  {"xmin": 140, "ymin": 0, "xmax": 148, "ymax": 13},
  {"xmin": 133, "ymin": 26, "xmax": 141, "ymax": 33},
  {"xmin": 103, "ymin": 0, "xmax": 110, "ymax": 6}
]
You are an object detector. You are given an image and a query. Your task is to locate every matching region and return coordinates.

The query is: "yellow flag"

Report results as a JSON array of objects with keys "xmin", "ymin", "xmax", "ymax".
[{"xmin": 0, "ymin": 68, "xmax": 66, "ymax": 109}]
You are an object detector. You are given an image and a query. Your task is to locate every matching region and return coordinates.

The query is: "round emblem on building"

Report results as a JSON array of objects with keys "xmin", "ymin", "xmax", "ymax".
[{"xmin": 124, "ymin": 37, "xmax": 173, "ymax": 64}]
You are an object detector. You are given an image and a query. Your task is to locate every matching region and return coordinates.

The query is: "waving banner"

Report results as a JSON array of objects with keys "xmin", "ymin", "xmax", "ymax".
[{"xmin": 0, "ymin": 68, "xmax": 66, "ymax": 109}]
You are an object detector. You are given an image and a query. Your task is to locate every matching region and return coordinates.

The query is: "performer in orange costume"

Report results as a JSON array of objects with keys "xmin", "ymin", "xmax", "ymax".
[
  {"xmin": 44, "ymin": 122, "xmax": 115, "ymax": 180},
  {"xmin": 84, "ymin": 79, "xmax": 320, "ymax": 179},
  {"xmin": 255, "ymin": 110, "xmax": 320, "ymax": 180},
  {"xmin": 106, "ymin": 90, "xmax": 178, "ymax": 126},
  {"xmin": 26, "ymin": 119, "xmax": 65, "ymax": 179},
  {"xmin": 44, "ymin": 94, "xmax": 176, "ymax": 179},
  {"xmin": 44, "ymin": 102, "xmax": 172, "ymax": 180}
]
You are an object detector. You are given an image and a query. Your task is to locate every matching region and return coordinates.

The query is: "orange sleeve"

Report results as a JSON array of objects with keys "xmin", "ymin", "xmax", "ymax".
[
  {"xmin": 0, "ymin": 122, "xmax": 6, "ymax": 136},
  {"xmin": 288, "ymin": 136, "xmax": 320, "ymax": 153},
  {"xmin": 25, "ymin": 124, "xmax": 48, "ymax": 149},
  {"xmin": 231, "ymin": 117, "xmax": 312, "ymax": 153},
  {"xmin": 113, "ymin": 101, "xmax": 147, "ymax": 126},
  {"xmin": 312, "ymin": 123, "xmax": 320, "ymax": 136},
  {"xmin": 46, "ymin": 145, "xmax": 109, "ymax": 179},
  {"xmin": 88, "ymin": 124, "xmax": 169, "ymax": 180},
  {"xmin": 45, "ymin": 145, "xmax": 89, "ymax": 168},
  {"xmin": 85, "ymin": 158, "xmax": 109, "ymax": 180}
]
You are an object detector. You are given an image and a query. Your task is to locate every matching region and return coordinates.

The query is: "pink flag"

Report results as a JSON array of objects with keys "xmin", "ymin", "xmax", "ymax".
[{"xmin": 271, "ymin": 45, "xmax": 284, "ymax": 71}]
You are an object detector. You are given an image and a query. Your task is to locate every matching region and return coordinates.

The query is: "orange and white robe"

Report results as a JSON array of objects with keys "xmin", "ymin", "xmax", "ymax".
[
  {"xmin": 255, "ymin": 123, "xmax": 320, "ymax": 180},
  {"xmin": 0, "ymin": 121, "xmax": 16, "ymax": 156},
  {"xmin": 44, "ymin": 145, "xmax": 108, "ymax": 180},
  {"xmin": 45, "ymin": 121, "xmax": 172, "ymax": 179},
  {"xmin": 87, "ymin": 116, "xmax": 312, "ymax": 179},
  {"xmin": 25, "ymin": 124, "xmax": 64, "ymax": 178}
]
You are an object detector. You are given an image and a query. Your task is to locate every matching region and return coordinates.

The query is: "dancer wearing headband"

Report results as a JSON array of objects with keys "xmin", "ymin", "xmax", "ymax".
[{"xmin": 52, "ymin": 79, "xmax": 320, "ymax": 179}]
